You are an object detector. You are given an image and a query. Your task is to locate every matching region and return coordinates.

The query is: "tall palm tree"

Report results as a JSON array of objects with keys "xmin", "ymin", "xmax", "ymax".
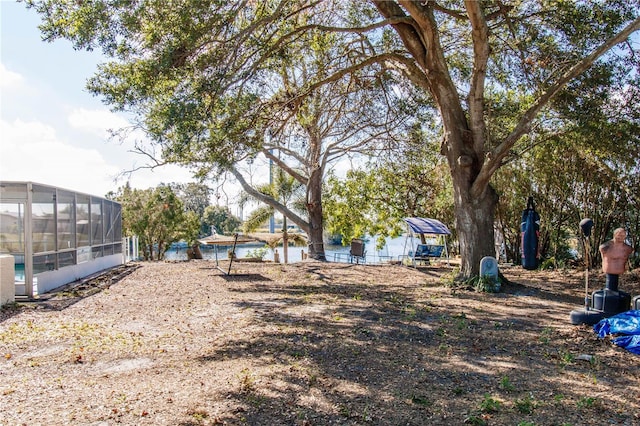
[{"xmin": 240, "ymin": 167, "xmax": 307, "ymax": 263}]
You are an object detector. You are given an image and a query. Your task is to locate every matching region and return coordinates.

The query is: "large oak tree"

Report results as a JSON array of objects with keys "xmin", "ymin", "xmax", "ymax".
[{"xmin": 27, "ymin": 0, "xmax": 640, "ymax": 276}]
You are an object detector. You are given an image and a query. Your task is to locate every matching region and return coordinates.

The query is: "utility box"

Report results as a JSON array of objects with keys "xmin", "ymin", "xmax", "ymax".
[{"xmin": 0, "ymin": 255, "xmax": 16, "ymax": 306}]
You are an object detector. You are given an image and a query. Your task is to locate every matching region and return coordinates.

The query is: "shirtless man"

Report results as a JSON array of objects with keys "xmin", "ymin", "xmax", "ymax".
[{"xmin": 600, "ymin": 227, "xmax": 633, "ymax": 291}]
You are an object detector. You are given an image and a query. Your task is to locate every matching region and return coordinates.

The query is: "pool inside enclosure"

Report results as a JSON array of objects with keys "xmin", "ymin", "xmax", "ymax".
[{"xmin": 0, "ymin": 181, "xmax": 123, "ymax": 298}]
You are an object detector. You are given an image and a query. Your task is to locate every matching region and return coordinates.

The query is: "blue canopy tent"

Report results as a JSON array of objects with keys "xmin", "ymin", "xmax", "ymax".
[{"xmin": 402, "ymin": 217, "xmax": 451, "ymax": 267}]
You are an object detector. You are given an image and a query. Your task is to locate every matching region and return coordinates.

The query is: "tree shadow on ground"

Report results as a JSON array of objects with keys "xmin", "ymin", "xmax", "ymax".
[
  {"xmin": 220, "ymin": 273, "xmax": 272, "ymax": 281},
  {"xmin": 189, "ymin": 263, "xmax": 637, "ymax": 425}
]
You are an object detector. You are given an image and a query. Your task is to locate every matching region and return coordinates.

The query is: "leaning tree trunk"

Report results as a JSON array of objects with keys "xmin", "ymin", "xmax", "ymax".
[
  {"xmin": 453, "ymin": 182, "xmax": 498, "ymax": 278},
  {"xmin": 282, "ymin": 216, "xmax": 289, "ymax": 264},
  {"xmin": 306, "ymin": 167, "xmax": 326, "ymax": 261}
]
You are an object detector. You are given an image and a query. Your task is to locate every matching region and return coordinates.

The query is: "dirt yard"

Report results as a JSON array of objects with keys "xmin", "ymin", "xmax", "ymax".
[{"xmin": 1, "ymin": 260, "xmax": 639, "ymax": 425}]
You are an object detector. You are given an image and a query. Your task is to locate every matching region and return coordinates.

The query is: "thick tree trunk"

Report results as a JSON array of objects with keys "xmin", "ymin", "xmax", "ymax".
[
  {"xmin": 307, "ymin": 204, "xmax": 325, "ymax": 260},
  {"xmin": 306, "ymin": 168, "xmax": 326, "ymax": 261},
  {"xmin": 454, "ymin": 182, "xmax": 498, "ymax": 278}
]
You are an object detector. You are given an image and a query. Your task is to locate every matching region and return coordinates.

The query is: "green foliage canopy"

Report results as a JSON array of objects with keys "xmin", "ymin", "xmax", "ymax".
[
  {"xmin": 25, "ymin": 0, "xmax": 640, "ymax": 275},
  {"xmin": 202, "ymin": 205, "xmax": 241, "ymax": 236},
  {"xmin": 112, "ymin": 184, "xmax": 199, "ymax": 260}
]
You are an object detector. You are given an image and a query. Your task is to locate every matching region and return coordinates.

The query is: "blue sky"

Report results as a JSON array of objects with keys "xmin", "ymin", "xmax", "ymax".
[{"xmin": 0, "ymin": 1, "xmax": 194, "ymax": 198}]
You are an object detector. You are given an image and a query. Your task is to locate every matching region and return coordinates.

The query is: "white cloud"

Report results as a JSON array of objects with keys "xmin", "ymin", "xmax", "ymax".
[
  {"xmin": 67, "ymin": 108, "xmax": 131, "ymax": 138},
  {"xmin": 0, "ymin": 118, "xmax": 121, "ymax": 196},
  {"xmin": 0, "ymin": 63, "xmax": 25, "ymax": 91},
  {"xmin": 0, "ymin": 7, "xmax": 200, "ymax": 200},
  {"xmin": 0, "ymin": 117, "xmax": 198, "ymax": 197},
  {"xmin": 116, "ymin": 163, "xmax": 197, "ymax": 192}
]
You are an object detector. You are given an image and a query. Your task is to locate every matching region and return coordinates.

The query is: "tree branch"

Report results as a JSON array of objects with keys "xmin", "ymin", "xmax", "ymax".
[
  {"xmin": 465, "ymin": 0, "xmax": 490, "ymax": 156},
  {"xmin": 283, "ymin": 53, "xmax": 408, "ymax": 106},
  {"xmin": 262, "ymin": 149, "xmax": 308, "ymax": 183},
  {"xmin": 373, "ymin": 0, "xmax": 428, "ymax": 67},
  {"xmin": 473, "ymin": 16, "xmax": 640, "ymax": 198},
  {"xmin": 227, "ymin": 166, "xmax": 310, "ymax": 233}
]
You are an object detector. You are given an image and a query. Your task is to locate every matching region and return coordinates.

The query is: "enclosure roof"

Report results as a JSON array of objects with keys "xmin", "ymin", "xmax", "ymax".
[{"xmin": 404, "ymin": 217, "xmax": 451, "ymax": 235}]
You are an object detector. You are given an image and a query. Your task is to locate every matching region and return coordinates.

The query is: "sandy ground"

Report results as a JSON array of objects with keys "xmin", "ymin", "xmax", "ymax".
[{"xmin": 1, "ymin": 260, "xmax": 639, "ymax": 425}]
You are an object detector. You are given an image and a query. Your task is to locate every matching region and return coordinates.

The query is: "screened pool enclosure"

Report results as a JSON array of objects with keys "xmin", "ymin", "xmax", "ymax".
[{"xmin": 0, "ymin": 182, "xmax": 123, "ymax": 298}]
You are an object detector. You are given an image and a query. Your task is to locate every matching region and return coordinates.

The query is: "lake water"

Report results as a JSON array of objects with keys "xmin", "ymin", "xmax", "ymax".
[{"xmin": 164, "ymin": 235, "xmax": 431, "ymax": 263}]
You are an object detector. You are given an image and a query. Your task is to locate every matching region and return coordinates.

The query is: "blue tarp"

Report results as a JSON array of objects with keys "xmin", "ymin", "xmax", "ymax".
[
  {"xmin": 594, "ymin": 310, "xmax": 640, "ymax": 355},
  {"xmin": 404, "ymin": 217, "xmax": 451, "ymax": 235}
]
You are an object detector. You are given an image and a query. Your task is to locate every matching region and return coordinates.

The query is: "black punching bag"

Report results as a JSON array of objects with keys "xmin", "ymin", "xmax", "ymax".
[{"xmin": 521, "ymin": 197, "xmax": 540, "ymax": 270}]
